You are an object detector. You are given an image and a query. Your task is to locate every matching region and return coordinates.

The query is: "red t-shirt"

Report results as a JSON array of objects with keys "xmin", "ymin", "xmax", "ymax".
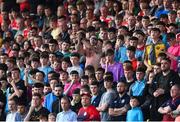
[
  {"xmin": 20, "ymin": 1, "xmax": 30, "ymax": 11},
  {"xmin": 78, "ymin": 105, "xmax": 100, "ymax": 121}
]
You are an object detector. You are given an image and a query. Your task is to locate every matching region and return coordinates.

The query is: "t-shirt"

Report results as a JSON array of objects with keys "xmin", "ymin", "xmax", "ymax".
[
  {"xmin": 101, "ymin": 62, "xmax": 124, "ymax": 82},
  {"xmin": 98, "ymin": 89, "xmax": 116, "ymax": 121},
  {"xmin": 77, "ymin": 105, "xmax": 100, "ymax": 121},
  {"xmin": 64, "ymin": 81, "xmax": 81, "ymax": 97},
  {"xmin": 9, "ymin": 80, "xmax": 27, "ymax": 104},
  {"xmin": 30, "ymin": 107, "xmax": 50, "ymax": 121}
]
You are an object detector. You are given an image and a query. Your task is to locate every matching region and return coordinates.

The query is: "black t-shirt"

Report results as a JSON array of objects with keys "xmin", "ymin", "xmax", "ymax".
[
  {"xmin": 9, "ymin": 80, "xmax": 27, "ymax": 104},
  {"xmin": 71, "ymin": 101, "xmax": 82, "ymax": 114},
  {"xmin": 109, "ymin": 93, "xmax": 130, "ymax": 121},
  {"xmin": 30, "ymin": 107, "xmax": 50, "ymax": 121}
]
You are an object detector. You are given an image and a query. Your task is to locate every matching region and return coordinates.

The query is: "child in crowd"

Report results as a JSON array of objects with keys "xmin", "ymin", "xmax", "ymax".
[{"xmin": 126, "ymin": 96, "xmax": 143, "ymax": 122}]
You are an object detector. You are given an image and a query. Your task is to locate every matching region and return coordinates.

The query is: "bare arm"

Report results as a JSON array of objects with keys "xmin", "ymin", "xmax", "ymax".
[
  {"xmin": 29, "ymin": 76, "xmax": 42, "ymax": 83},
  {"xmin": 8, "ymin": 92, "xmax": 17, "ymax": 100},
  {"xmin": 24, "ymin": 106, "xmax": 35, "ymax": 121},
  {"xmin": 158, "ymin": 106, "xmax": 171, "ymax": 114},
  {"xmin": 64, "ymin": 80, "xmax": 75, "ymax": 95},
  {"xmin": 11, "ymin": 81, "xmax": 23, "ymax": 97},
  {"xmin": 97, "ymin": 103, "xmax": 108, "ymax": 112},
  {"xmin": 109, "ymin": 107, "xmax": 127, "ymax": 116},
  {"xmin": 24, "ymin": 68, "xmax": 30, "ymax": 87}
]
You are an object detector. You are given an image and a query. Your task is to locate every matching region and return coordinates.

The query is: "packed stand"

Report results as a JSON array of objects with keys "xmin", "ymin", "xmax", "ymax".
[{"xmin": 0, "ymin": 0, "xmax": 180, "ymax": 121}]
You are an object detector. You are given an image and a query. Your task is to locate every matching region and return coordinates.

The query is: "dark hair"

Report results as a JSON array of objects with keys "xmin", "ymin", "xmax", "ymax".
[
  {"xmin": 108, "ymin": 27, "xmax": 116, "ymax": 33},
  {"xmin": 117, "ymin": 35, "xmax": 124, "ymax": 40},
  {"xmin": 124, "ymin": 60, "xmax": 133, "ymax": 64},
  {"xmin": 33, "ymin": 93, "xmax": 42, "ymax": 98},
  {"xmin": 85, "ymin": 65, "xmax": 95, "ymax": 73},
  {"xmin": 105, "ymin": 49, "xmax": 114, "ymax": 56},
  {"xmin": 136, "ymin": 67, "xmax": 146, "ymax": 73},
  {"xmin": 127, "ymin": 46, "xmax": 136, "ymax": 52},
  {"xmin": 11, "ymin": 68, "xmax": 20, "ymax": 73},
  {"xmin": 81, "ymin": 85, "xmax": 90, "ymax": 93},
  {"xmin": 49, "ymin": 39, "xmax": 58, "ymax": 45},
  {"xmin": 73, "ymin": 88, "xmax": 80, "ymax": 94},
  {"xmin": 104, "ymin": 72, "xmax": 114, "ymax": 82},
  {"xmin": 130, "ymin": 96, "xmax": 140, "ymax": 103},
  {"xmin": 142, "ymin": 16, "xmax": 150, "ymax": 20},
  {"xmin": 70, "ymin": 52, "xmax": 80, "ymax": 58},
  {"xmin": 158, "ymin": 52, "xmax": 167, "ymax": 58},
  {"xmin": 90, "ymin": 81, "xmax": 99, "ymax": 87},
  {"xmin": 160, "ymin": 14, "xmax": 168, "ymax": 19},
  {"xmin": 96, "ymin": 67, "xmax": 105, "ymax": 73},
  {"xmin": 129, "ymin": 36, "xmax": 138, "ymax": 41},
  {"xmin": 36, "ymin": 70, "xmax": 45, "ymax": 78},
  {"xmin": 70, "ymin": 70, "xmax": 79, "ymax": 75},
  {"xmin": 161, "ymin": 57, "xmax": 171, "ymax": 64},
  {"xmin": 81, "ymin": 75, "xmax": 89, "ymax": 80},
  {"xmin": 55, "ymin": 83, "xmax": 63, "ymax": 89},
  {"xmin": 33, "ymin": 83, "xmax": 44, "ymax": 88},
  {"xmin": 151, "ymin": 28, "xmax": 161, "ymax": 33}
]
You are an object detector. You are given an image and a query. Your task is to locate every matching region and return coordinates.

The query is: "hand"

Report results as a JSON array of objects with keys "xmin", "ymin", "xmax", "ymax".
[
  {"xmin": 153, "ymin": 91, "xmax": 160, "ymax": 97},
  {"xmin": 71, "ymin": 100, "xmax": 75, "ymax": 106},
  {"xmin": 105, "ymin": 59, "xmax": 109, "ymax": 66},
  {"xmin": 25, "ymin": 68, "xmax": 29, "ymax": 75},
  {"xmin": 114, "ymin": 108, "xmax": 119, "ymax": 112},
  {"xmin": 147, "ymin": 66, "xmax": 153, "ymax": 71},
  {"xmin": 10, "ymin": 80, "xmax": 16, "ymax": 86},
  {"xmin": 115, "ymin": 42, "xmax": 120, "ymax": 51},
  {"xmin": 71, "ymin": 79, "xmax": 75, "ymax": 84},
  {"xmin": 157, "ymin": 88, "xmax": 165, "ymax": 95}
]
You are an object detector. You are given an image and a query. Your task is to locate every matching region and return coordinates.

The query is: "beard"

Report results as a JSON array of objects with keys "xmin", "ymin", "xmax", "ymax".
[
  {"xmin": 162, "ymin": 68, "xmax": 170, "ymax": 73},
  {"xmin": 118, "ymin": 91, "xmax": 125, "ymax": 94}
]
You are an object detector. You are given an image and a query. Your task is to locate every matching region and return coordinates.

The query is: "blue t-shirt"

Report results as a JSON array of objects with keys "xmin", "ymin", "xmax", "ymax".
[{"xmin": 38, "ymin": 66, "xmax": 53, "ymax": 83}]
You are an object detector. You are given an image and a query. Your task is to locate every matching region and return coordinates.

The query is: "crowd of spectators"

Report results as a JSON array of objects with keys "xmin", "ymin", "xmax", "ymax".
[{"xmin": 0, "ymin": 0, "xmax": 180, "ymax": 121}]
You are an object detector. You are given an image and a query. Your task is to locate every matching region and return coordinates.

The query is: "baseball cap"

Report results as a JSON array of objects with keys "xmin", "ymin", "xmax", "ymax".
[{"xmin": 80, "ymin": 92, "xmax": 91, "ymax": 98}]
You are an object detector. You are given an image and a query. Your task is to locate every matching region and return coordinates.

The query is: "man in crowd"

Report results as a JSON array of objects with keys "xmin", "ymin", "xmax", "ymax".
[{"xmin": 77, "ymin": 92, "xmax": 100, "ymax": 121}]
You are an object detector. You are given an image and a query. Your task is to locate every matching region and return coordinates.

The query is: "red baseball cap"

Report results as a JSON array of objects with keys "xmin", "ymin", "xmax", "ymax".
[{"xmin": 80, "ymin": 92, "xmax": 91, "ymax": 98}]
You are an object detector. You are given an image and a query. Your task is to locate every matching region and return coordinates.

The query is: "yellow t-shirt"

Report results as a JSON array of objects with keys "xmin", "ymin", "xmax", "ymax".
[{"xmin": 145, "ymin": 43, "xmax": 166, "ymax": 65}]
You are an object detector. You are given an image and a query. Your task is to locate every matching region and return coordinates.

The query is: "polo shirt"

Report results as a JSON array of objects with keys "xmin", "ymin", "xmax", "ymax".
[
  {"xmin": 77, "ymin": 105, "xmax": 100, "ymax": 121},
  {"xmin": 109, "ymin": 93, "xmax": 130, "ymax": 121}
]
